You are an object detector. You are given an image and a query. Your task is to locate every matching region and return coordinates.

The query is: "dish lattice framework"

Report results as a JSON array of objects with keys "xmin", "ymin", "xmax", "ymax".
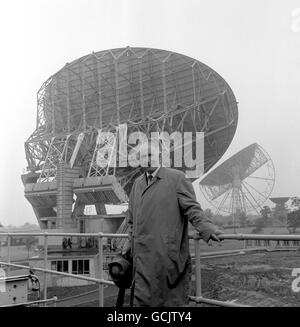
[{"xmin": 25, "ymin": 47, "xmax": 238, "ymax": 193}]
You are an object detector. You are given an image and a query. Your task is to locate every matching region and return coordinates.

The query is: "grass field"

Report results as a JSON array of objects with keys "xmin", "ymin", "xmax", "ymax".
[{"xmin": 198, "ymin": 250, "xmax": 300, "ymax": 307}]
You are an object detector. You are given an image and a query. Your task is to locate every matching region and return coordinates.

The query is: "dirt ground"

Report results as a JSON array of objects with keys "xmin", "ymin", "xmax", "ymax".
[{"xmin": 197, "ymin": 250, "xmax": 300, "ymax": 307}]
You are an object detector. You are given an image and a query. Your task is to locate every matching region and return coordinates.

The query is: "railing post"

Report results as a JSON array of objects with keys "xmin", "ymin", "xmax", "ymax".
[
  {"xmin": 194, "ymin": 236, "xmax": 202, "ymax": 297},
  {"xmin": 7, "ymin": 234, "xmax": 11, "ymax": 274},
  {"xmin": 98, "ymin": 232, "xmax": 104, "ymax": 307},
  {"xmin": 43, "ymin": 233, "xmax": 48, "ymax": 305}
]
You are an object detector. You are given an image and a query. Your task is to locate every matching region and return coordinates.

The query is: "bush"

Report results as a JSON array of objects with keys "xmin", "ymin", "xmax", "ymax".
[{"xmin": 252, "ymin": 218, "xmax": 265, "ymax": 233}]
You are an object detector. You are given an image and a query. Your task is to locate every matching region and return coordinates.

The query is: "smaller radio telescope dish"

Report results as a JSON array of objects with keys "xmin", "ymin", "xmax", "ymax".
[
  {"xmin": 269, "ymin": 197, "xmax": 290, "ymax": 205},
  {"xmin": 199, "ymin": 143, "xmax": 275, "ymax": 229}
]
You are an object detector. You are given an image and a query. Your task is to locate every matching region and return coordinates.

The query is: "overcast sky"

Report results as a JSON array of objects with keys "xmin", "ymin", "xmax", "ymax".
[{"xmin": 0, "ymin": 0, "xmax": 299, "ymax": 226}]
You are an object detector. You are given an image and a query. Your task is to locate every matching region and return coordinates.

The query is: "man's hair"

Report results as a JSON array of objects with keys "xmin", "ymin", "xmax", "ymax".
[{"xmin": 137, "ymin": 141, "xmax": 161, "ymax": 155}]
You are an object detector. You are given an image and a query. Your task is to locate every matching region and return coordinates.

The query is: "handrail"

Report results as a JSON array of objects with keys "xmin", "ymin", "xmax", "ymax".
[
  {"xmin": 218, "ymin": 233, "xmax": 300, "ymax": 241},
  {"xmin": 1, "ymin": 231, "xmax": 300, "ymax": 307},
  {"xmin": 189, "ymin": 296, "xmax": 250, "ymax": 307},
  {"xmin": 0, "ymin": 261, "xmax": 114, "ymax": 286},
  {"xmin": 0, "ymin": 297, "xmax": 58, "ymax": 307},
  {"xmin": 0, "ymin": 231, "xmax": 299, "ymax": 240},
  {"xmin": 0, "ymin": 232, "xmax": 128, "ymax": 238}
]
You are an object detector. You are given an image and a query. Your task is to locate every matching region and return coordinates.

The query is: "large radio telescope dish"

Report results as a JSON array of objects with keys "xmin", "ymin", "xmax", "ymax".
[
  {"xmin": 23, "ymin": 47, "xmax": 239, "ymax": 243},
  {"xmin": 25, "ymin": 47, "xmax": 238, "ymax": 193},
  {"xmin": 199, "ymin": 143, "xmax": 275, "ymax": 218}
]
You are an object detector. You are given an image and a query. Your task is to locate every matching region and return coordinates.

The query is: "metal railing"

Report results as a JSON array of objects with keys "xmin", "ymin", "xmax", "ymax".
[
  {"xmin": 0, "ymin": 231, "xmax": 300, "ymax": 307},
  {"xmin": 190, "ymin": 233, "xmax": 300, "ymax": 307},
  {"xmin": 0, "ymin": 232, "xmax": 126, "ymax": 307},
  {"xmin": 0, "ymin": 297, "xmax": 58, "ymax": 307}
]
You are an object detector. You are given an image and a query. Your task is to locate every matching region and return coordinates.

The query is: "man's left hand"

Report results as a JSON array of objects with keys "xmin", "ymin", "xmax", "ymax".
[{"xmin": 209, "ymin": 231, "xmax": 223, "ymax": 242}]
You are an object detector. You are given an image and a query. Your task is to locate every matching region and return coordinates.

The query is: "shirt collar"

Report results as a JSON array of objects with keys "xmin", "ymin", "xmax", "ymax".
[{"xmin": 146, "ymin": 166, "xmax": 160, "ymax": 178}]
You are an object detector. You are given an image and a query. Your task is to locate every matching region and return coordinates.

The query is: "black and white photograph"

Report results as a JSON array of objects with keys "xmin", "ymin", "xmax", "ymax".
[{"xmin": 0, "ymin": 0, "xmax": 300, "ymax": 314}]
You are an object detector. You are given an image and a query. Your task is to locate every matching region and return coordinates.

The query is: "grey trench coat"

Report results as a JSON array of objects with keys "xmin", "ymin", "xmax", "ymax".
[{"xmin": 125, "ymin": 167, "xmax": 219, "ymax": 306}]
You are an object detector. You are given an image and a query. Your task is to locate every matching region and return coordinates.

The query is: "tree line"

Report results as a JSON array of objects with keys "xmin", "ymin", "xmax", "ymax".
[{"xmin": 206, "ymin": 196, "xmax": 300, "ymax": 234}]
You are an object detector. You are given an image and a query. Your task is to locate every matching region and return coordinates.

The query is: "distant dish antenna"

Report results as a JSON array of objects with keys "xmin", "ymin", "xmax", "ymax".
[
  {"xmin": 269, "ymin": 197, "xmax": 290, "ymax": 205},
  {"xmin": 199, "ymin": 143, "xmax": 275, "ymax": 229}
]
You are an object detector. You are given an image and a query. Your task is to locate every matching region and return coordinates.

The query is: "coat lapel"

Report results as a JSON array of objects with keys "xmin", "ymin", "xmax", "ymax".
[
  {"xmin": 139, "ymin": 173, "xmax": 148, "ymax": 194},
  {"xmin": 141, "ymin": 167, "xmax": 164, "ymax": 196}
]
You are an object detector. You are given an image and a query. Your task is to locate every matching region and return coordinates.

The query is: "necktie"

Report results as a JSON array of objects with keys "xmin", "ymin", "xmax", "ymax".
[{"xmin": 148, "ymin": 174, "xmax": 153, "ymax": 185}]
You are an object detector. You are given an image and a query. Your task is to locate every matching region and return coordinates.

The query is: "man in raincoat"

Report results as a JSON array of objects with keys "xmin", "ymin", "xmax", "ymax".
[{"xmin": 122, "ymin": 142, "xmax": 222, "ymax": 306}]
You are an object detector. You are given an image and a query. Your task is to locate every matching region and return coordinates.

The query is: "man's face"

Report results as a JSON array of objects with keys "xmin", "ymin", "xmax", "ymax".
[{"xmin": 139, "ymin": 146, "xmax": 160, "ymax": 174}]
